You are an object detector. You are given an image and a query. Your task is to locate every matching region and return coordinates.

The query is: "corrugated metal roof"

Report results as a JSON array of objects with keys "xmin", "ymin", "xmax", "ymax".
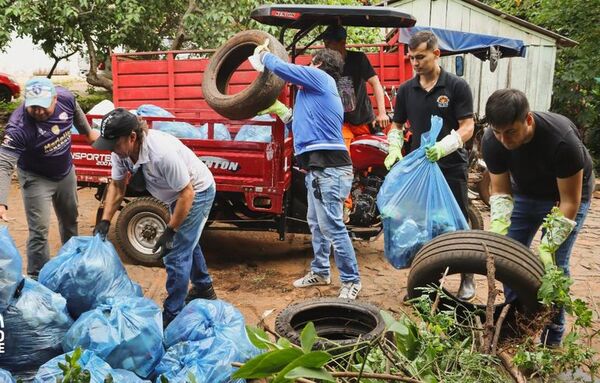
[{"xmin": 382, "ymin": 0, "xmax": 578, "ymax": 47}]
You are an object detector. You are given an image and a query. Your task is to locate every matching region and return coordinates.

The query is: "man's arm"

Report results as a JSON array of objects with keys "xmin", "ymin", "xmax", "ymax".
[
  {"xmin": 490, "ymin": 171, "xmax": 512, "ymax": 195},
  {"xmin": 101, "ymin": 179, "xmax": 127, "ymax": 222},
  {"xmin": 556, "ymin": 170, "xmax": 583, "ymax": 220},
  {"xmin": 73, "ymin": 102, "xmax": 99, "ymax": 144},
  {"xmin": 457, "ymin": 117, "xmax": 475, "ymax": 144},
  {"xmin": 167, "ymin": 183, "xmax": 195, "ymax": 230},
  {"xmin": 262, "ymin": 53, "xmax": 327, "ymax": 92},
  {"xmin": 367, "ymin": 75, "xmax": 390, "ymax": 128}
]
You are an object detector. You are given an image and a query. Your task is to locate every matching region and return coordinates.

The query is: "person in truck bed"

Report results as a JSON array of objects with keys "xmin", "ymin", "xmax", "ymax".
[
  {"xmin": 249, "ymin": 42, "xmax": 362, "ymax": 300},
  {"xmin": 0, "ymin": 77, "xmax": 98, "ymax": 279},
  {"xmin": 92, "ymin": 108, "xmax": 217, "ymax": 327}
]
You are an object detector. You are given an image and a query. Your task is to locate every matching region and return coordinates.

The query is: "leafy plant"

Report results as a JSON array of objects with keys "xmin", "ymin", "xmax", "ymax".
[{"xmin": 56, "ymin": 347, "xmax": 91, "ymax": 383}]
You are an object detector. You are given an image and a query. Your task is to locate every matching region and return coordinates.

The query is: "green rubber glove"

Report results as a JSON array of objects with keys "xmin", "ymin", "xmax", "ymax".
[
  {"xmin": 425, "ymin": 144, "xmax": 445, "ymax": 162},
  {"xmin": 489, "ymin": 194, "xmax": 513, "ymax": 235},
  {"xmin": 384, "ymin": 128, "xmax": 404, "ymax": 170},
  {"xmin": 537, "ymin": 207, "xmax": 577, "ymax": 267},
  {"xmin": 425, "ymin": 129, "xmax": 463, "ymax": 163},
  {"xmin": 258, "ymin": 100, "xmax": 292, "ymax": 123}
]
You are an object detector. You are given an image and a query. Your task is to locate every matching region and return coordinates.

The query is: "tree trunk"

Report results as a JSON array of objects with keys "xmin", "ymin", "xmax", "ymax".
[
  {"xmin": 170, "ymin": 0, "xmax": 197, "ymax": 51},
  {"xmin": 84, "ymin": 35, "xmax": 113, "ymax": 91}
]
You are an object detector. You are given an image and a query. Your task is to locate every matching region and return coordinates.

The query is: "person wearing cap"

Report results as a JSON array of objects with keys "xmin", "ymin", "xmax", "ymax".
[
  {"xmin": 249, "ymin": 43, "xmax": 363, "ymax": 300},
  {"xmin": 91, "ymin": 108, "xmax": 217, "ymax": 326},
  {"xmin": 321, "ymin": 25, "xmax": 391, "ymax": 220},
  {"xmin": 384, "ymin": 30, "xmax": 476, "ymax": 300},
  {"xmin": 0, "ymin": 77, "xmax": 98, "ymax": 278}
]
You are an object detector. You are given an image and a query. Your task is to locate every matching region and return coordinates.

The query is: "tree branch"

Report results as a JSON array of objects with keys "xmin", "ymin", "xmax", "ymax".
[
  {"xmin": 170, "ymin": 0, "xmax": 197, "ymax": 50},
  {"xmin": 483, "ymin": 242, "xmax": 498, "ymax": 353}
]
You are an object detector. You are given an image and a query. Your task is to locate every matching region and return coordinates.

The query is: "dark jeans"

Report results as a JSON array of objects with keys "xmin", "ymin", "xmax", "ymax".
[
  {"xmin": 441, "ymin": 165, "xmax": 469, "ymax": 222},
  {"xmin": 505, "ymin": 194, "xmax": 591, "ymax": 345}
]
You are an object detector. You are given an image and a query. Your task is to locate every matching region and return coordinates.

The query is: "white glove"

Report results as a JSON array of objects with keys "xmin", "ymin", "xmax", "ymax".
[
  {"xmin": 425, "ymin": 129, "xmax": 463, "ymax": 162},
  {"xmin": 248, "ymin": 39, "xmax": 270, "ymax": 72}
]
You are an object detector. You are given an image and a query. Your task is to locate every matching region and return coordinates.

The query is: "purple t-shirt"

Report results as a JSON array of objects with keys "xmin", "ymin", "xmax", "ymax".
[{"xmin": 0, "ymin": 87, "xmax": 76, "ymax": 180}]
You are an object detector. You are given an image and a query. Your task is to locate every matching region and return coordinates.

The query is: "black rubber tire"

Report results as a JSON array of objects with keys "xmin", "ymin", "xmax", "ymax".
[
  {"xmin": 478, "ymin": 170, "xmax": 491, "ymax": 206},
  {"xmin": 202, "ymin": 30, "xmax": 288, "ymax": 120},
  {"xmin": 275, "ymin": 298, "xmax": 386, "ymax": 351},
  {"xmin": 467, "ymin": 203, "xmax": 484, "ymax": 230},
  {"xmin": 115, "ymin": 197, "xmax": 170, "ymax": 266},
  {"xmin": 0, "ymin": 85, "xmax": 11, "ymax": 103},
  {"xmin": 407, "ymin": 230, "xmax": 544, "ymax": 336}
]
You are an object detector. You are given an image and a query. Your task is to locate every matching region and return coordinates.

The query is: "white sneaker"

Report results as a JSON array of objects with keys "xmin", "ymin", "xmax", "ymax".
[
  {"xmin": 293, "ymin": 271, "xmax": 331, "ymax": 288},
  {"xmin": 339, "ymin": 281, "xmax": 362, "ymax": 299}
]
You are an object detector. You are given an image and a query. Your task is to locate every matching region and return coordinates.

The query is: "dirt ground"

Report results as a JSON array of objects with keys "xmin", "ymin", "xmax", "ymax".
[{"xmin": 4, "ymin": 181, "xmax": 600, "ymax": 350}]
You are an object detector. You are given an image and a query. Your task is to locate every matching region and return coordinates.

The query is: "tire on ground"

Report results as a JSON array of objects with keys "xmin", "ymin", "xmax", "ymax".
[
  {"xmin": 115, "ymin": 197, "xmax": 170, "ymax": 267},
  {"xmin": 202, "ymin": 30, "xmax": 288, "ymax": 120},
  {"xmin": 407, "ymin": 230, "xmax": 544, "ymax": 336},
  {"xmin": 275, "ymin": 298, "xmax": 386, "ymax": 351},
  {"xmin": 467, "ymin": 203, "xmax": 484, "ymax": 230},
  {"xmin": 0, "ymin": 85, "xmax": 11, "ymax": 103}
]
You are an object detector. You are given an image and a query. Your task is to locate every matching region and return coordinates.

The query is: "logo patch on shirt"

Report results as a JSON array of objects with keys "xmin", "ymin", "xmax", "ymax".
[
  {"xmin": 51, "ymin": 125, "xmax": 60, "ymax": 135},
  {"xmin": 437, "ymin": 95, "xmax": 450, "ymax": 108},
  {"xmin": 59, "ymin": 112, "xmax": 68, "ymax": 121}
]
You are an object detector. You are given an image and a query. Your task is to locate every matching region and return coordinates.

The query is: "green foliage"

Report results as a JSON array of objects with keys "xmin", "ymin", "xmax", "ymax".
[
  {"xmin": 56, "ymin": 347, "xmax": 91, "ymax": 383},
  {"xmin": 481, "ymin": 0, "xmax": 600, "ymax": 172},
  {"xmin": 234, "ymin": 323, "xmax": 334, "ymax": 382},
  {"xmin": 75, "ymin": 90, "xmax": 112, "ymax": 113}
]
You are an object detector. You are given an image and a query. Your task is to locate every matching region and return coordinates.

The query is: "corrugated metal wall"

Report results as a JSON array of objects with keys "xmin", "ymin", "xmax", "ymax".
[{"xmin": 389, "ymin": 0, "xmax": 557, "ymax": 115}]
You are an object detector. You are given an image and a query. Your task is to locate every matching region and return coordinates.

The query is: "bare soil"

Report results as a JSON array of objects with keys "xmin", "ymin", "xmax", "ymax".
[{"xmin": 4, "ymin": 182, "xmax": 600, "ymax": 350}]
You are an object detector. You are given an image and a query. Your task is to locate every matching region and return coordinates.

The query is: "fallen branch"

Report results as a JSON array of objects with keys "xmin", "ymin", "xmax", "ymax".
[
  {"xmin": 483, "ymin": 242, "xmax": 498, "ymax": 353},
  {"xmin": 498, "ymin": 350, "xmax": 527, "ymax": 383},
  {"xmin": 492, "ymin": 303, "xmax": 511, "ymax": 354},
  {"xmin": 431, "ymin": 266, "xmax": 450, "ymax": 315},
  {"xmin": 231, "ymin": 362, "xmax": 315, "ymax": 383}
]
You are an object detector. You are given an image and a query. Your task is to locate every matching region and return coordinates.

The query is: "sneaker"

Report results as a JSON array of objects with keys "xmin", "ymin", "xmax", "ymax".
[
  {"xmin": 339, "ymin": 281, "xmax": 362, "ymax": 299},
  {"xmin": 293, "ymin": 271, "xmax": 331, "ymax": 288}
]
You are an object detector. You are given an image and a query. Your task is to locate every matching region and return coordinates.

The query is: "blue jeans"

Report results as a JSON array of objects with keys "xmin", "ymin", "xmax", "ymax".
[
  {"xmin": 163, "ymin": 184, "xmax": 215, "ymax": 318},
  {"xmin": 305, "ymin": 165, "xmax": 360, "ymax": 283},
  {"xmin": 505, "ymin": 194, "xmax": 591, "ymax": 345}
]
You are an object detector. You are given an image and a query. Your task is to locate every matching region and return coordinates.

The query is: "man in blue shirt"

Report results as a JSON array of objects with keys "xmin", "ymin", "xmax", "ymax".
[
  {"xmin": 0, "ymin": 77, "xmax": 98, "ymax": 277},
  {"xmin": 250, "ymin": 45, "xmax": 362, "ymax": 299}
]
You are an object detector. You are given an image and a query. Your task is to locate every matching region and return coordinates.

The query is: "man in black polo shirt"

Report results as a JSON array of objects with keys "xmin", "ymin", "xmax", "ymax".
[
  {"xmin": 385, "ymin": 30, "xmax": 475, "ymax": 300},
  {"xmin": 482, "ymin": 88, "xmax": 594, "ymax": 346}
]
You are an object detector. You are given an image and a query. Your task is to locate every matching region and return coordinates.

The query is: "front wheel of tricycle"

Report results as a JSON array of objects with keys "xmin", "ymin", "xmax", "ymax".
[{"xmin": 115, "ymin": 197, "xmax": 170, "ymax": 267}]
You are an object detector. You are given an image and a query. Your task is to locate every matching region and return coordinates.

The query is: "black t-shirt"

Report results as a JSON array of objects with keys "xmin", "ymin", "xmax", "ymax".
[
  {"xmin": 393, "ymin": 68, "xmax": 474, "ymax": 171},
  {"xmin": 296, "ymin": 150, "xmax": 352, "ymax": 170},
  {"xmin": 482, "ymin": 111, "xmax": 595, "ymax": 202},
  {"xmin": 338, "ymin": 51, "xmax": 377, "ymax": 126}
]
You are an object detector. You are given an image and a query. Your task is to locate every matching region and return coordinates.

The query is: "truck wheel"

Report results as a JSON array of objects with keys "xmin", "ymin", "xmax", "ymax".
[
  {"xmin": 275, "ymin": 298, "xmax": 386, "ymax": 352},
  {"xmin": 202, "ymin": 30, "xmax": 288, "ymax": 120},
  {"xmin": 115, "ymin": 197, "xmax": 170, "ymax": 267},
  {"xmin": 0, "ymin": 86, "xmax": 11, "ymax": 103},
  {"xmin": 467, "ymin": 204, "xmax": 484, "ymax": 230},
  {"xmin": 407, "ymin": 230, "xmax": 544, "ymax": 338}
]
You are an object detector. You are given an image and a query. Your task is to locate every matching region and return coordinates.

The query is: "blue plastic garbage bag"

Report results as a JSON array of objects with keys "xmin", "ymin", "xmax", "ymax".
[
  {"xmin": 376, "ymin": 116, "xmax": 469, "ymax": 269},
  {"xmin": 0, "ymin": 279, "xmax": 73, "ymax": 374},
  {"xmin": 0, "ymin": 226, "xmax": 23, "ymax": 313},
  {"xmin": 135, "ymin": 104, "xmax": 204, "ymax": 138},
  {"xmin": 63, "ymin": 296, "xmax": 164, "ymax": 378},
  {"xmin": 199, "ymin": 123, "xmax": 232, "ymax": 140},
  {"xmin": 0, "ymin": 368, "xmax": 15, "ymax": 383},
  {"xmin": 164, "ymin": 299, "xmax": 259, "ymax": 360},
  {"xmin": 38, "ymin": 235, "xmax": 142, "ymax": 318},
  {"xmin": 34, "ymin": 349, "xmax": 149, "ymax": 383},
  {"xmin": 154, "ymin": 337, "xmax": 244, "ymax": 383},
  {"xmin": 235, "ymin": 115, "xmax": 289, "ymax": 143}
]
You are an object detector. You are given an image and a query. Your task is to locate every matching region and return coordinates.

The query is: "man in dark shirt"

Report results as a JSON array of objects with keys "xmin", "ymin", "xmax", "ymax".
[
  {"xmin": 385, "ymin": 31, "xmax": 476, "ymax": 300},
  {"xmin": 0, "ymin": 77, "xmax": 98, "ymax": 277},
  {"xmin": 482, "ymin": 88, "xmax": 594, "ymax": 346}
]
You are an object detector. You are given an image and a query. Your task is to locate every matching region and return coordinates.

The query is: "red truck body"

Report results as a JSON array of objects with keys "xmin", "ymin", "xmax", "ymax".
[{"xmin": 72, "ymin": 43, "xmax": 412, "ymax": 216}]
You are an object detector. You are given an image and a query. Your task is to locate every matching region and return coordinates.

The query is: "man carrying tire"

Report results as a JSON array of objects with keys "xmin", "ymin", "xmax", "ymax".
[
  {"xmin": 384, "ymin": 31, "xmax": 476, "ymax": 300},
  {"xmin": 92, "ymin": 108, "xmax": 217, "ymax": 326},
  {"xmin": 0, "ymin": 77, "xmax": 99, "ymax": 279},
  {"xmin": 482, "ymin": 88, "xmax": 594, "ymax": 347},
  {"xmin": 248, "ymin": 42, "xmax": 362, "ymax": 300}
]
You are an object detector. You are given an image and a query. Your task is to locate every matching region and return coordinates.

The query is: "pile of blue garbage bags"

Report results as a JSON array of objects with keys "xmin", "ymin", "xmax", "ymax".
[{"xmin": 0, "ymin": 226, "xmax": 258, "ymax": 383}]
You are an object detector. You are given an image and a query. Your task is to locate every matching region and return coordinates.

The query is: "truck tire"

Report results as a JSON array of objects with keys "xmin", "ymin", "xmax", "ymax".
[
  {"xmin": 202, "ymin": 30, "xmax": 288, "ymax": 120},
  {"xmin": 275, "ymin": 298, "xmax": 386, "ymax": 351},
  {"xmin": 467, "ymin": 204, "xmax": 484, "ymax": 230},
  {"xmin": 115, "ymin": 197, "xmax": 170, "ymax": 267},
  {"xmin": 0, "ymin": 85, "xmax": 11, "ymax": 103},
  {"xmin": 407, "ymin": 230, "xmax": 544, "ymax": 336}
]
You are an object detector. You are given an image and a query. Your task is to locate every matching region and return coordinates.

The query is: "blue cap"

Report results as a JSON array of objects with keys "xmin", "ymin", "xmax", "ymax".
[
  {"xmin": 322, "ymin": 25, "xmax": 347, "ymax": 41},
  {"xmin": 24, "ymin": 77, "xmax": 56, "ymax": 108}
]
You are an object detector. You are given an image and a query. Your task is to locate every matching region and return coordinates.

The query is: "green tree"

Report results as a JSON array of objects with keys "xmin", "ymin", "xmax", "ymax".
[{"xmin": 481, "ymin": 0, "xmax": 600, "ymax": 170}]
